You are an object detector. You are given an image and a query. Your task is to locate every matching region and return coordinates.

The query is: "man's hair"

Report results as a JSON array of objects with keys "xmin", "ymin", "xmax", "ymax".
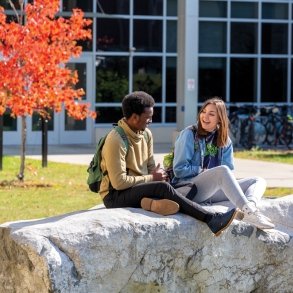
[{"xmin": 122, "ymin": 91, "xmax": 155, "ymax": 118}]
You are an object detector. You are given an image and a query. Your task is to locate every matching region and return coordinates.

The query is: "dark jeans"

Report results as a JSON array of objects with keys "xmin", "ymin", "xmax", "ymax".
[{"xmin": 103, "ymin": 181, "xmax": 213, "ymax": 223}]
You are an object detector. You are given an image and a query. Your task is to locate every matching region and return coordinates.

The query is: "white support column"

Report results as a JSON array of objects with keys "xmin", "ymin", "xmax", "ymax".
[{"xmin": 176, "ymin": 0, "xmax": 199, "ymax": 131}]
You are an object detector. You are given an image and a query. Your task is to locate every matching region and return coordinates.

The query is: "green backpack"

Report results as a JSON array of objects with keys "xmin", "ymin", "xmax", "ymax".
[{"xmin": 87, "ymin": 125, "xmax": 129, "ymax": 193}]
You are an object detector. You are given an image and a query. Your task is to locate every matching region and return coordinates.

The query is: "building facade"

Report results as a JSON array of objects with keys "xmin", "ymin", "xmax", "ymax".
[{"xmin": 2, "ymin": 0, "xmax": 293, "ymax": 145}]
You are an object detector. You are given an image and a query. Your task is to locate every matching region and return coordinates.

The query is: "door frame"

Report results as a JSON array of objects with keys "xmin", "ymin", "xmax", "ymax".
[
  {"xmin": 3, "ymin": 116, "xmax": 21, "ymax": 145},
  {"xmin": 59, "ymin": 55, "xmax": 94, "ymax": 144}
]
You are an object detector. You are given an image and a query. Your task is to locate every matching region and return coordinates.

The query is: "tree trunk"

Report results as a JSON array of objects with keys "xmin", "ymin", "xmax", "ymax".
[
  {"xmin": 0, "ymin": 115, "xmax": 3, "ymax": 171},
  {"xmin": 41, "ymin": 116, "xmax": 48, "ymax": 168},
  {"xmin": 18, "ymin": 115, "xmax": 26, "ymax": 181}
]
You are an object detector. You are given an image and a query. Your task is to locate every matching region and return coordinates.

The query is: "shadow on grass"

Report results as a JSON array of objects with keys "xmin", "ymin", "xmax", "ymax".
[{"xmin": 0, "ymin": 180, "xmax": 53, "ymax": 188}]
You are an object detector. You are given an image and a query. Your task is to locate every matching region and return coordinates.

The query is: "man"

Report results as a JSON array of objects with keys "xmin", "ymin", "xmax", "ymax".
[{"xmin": 99, "ymin": 91, "xmax": 243, "ymax": 236}]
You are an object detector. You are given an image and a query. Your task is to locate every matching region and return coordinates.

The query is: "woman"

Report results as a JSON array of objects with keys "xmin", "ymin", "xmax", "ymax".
[{"xmin": 172, "ymin": 97, "xmax": 274, "ymax": 229}]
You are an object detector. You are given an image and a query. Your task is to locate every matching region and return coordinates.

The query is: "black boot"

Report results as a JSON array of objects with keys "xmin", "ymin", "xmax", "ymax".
[{"xmin": 207, "ymin": 208, "xmax": 244, "ymax": 237}]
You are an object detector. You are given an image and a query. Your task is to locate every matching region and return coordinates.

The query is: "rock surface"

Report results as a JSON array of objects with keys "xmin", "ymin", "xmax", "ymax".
[{"xmin": 0, "ymin": 195, "xmax": 293, "ymax": 293}]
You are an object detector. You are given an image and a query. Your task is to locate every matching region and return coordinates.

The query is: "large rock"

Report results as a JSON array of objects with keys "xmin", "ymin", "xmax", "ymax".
[{"xmin": 0, "ymin": 195, "xmax": 293, "ymax": 293}]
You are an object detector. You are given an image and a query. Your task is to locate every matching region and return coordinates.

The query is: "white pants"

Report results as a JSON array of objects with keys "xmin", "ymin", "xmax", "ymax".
[{"xmin": 190, "ymin": 165, "xmax": 266, "ymax": 209}]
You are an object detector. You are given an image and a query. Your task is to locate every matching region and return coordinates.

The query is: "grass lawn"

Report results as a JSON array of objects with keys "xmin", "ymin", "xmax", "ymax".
[
  {"xmin": 234, "ymin": 149, "xmax": 293, "ymax": 164},
  {"xmin": 0, "ymin": 157, "xmax": 100, "ymax": 224},
  {"xmin": 234, "ymin": 149, "xmax": 293, "ymax": 197},
  {"xmin": 0, "ymin": 150, "xmax": 293, "ymax": 224}
]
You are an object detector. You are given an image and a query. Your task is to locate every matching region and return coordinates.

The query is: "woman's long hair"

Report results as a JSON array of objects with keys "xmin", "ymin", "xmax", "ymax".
[{"xmin": 197, "ymin": 97, "xmax": 229, "ymax": 147}]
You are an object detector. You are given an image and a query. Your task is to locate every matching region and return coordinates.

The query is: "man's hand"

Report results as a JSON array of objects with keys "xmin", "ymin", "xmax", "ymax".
[{"xmin": 151, "ymin": 163, "xmax": 168, "ymax": 181}]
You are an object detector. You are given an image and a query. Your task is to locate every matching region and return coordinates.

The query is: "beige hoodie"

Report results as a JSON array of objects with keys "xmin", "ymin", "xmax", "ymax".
[{"xmin": 99, "ymin": 118, "xmax": 156, "ymax": 199}]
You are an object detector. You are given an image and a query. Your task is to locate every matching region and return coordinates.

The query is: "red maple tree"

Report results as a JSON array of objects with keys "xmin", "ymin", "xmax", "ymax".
[{"xmin": 0, "ymin": 0, "xmax": 96, "ymax": 180}]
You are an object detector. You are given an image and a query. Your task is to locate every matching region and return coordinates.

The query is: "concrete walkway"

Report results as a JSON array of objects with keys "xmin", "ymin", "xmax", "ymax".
[{"xmin": 3, "ymin": 144, "xmax": 293, "ymax": 188}]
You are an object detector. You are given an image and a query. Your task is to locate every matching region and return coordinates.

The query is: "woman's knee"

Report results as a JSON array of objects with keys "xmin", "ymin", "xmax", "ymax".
[
  {"xmin": 212, "ymin": 165, "xmax": 235, "ymax": 186},
  {"xmin": 255, "ymin": 176, "xmax": 267, "ymax": 187},
  {"xmin": 214, "ymin": 165, "xmax": 231, "ymax": 176},
  {"xmin": 246, "ymin": 176, "xmax": 267, "ymax": 188},
  {"xmin": 255, "ymin": 177, "xmax": 267, "ymax": 184}
]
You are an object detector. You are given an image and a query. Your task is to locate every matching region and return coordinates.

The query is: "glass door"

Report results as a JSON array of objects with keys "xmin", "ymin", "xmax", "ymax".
[
  {"xmin": 3, "ymin": 110, "xmax": 21, "ymax": 145},
  {"xmin": 26, "ymin": 109, "xmax": 59, "ymax": 145},
  {"xmin": 3, "ymin": 109, "xmax": 59, "ymax": 145},
  {"xmin": 59, "ymin": 56, "xmax": 94, "ymax": 144}
]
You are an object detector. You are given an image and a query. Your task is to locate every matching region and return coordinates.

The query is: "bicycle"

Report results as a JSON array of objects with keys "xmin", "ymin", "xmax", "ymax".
[
  {"xmin": 229, "ymin": 107, "xmax": 243, "ymax": 147},
  {"xmin": 262, "ymin": 105, "xmax": 293, "ymax": 149},
  {"xmin": 229, "ymin": 106, "xmax": 266, "ymax": 150}
]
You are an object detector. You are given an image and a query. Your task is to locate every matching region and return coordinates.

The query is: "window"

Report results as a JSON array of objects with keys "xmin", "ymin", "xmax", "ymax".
[
  {"xmin": 231, "ymin": 23, "xmax": 258, "ymax": 54},
  {"xmin": 291, "ymin": 24, "xmax": 293, "ymax": 54},
  {"xmin": 291, "ymin": 60, "xmax": 293, "ymax": 102},
  {"xmin": 93, "ymin": 1, "xmax": 176, "ymax": 125},
  {"xmin": 0, "ymin": 0, "xmax": 20, "ymax": 10},
  {"xmin": 167, "ymin": 0, "xmax": 177, "ymax": 16},
  {"xmin": 262, "ymin": 24, "xmax": 288, "ymax": 54},
  {"xmin": 231, "ymin": 2, "xmax": 258, "ymax": 19},
  {"xmin": 3, "ymin": 15, "xmax": 18, "ymax": 23},
  {"xmin": 199, "ymin": 1, "xmax": 227, "ymax": 18},
  {"xmin": 3, "ymin": 110, "xmax": 17, "ymax": 131},
  {"xmin": 197, "ymin": 1, "xmax": 291, "ymax": 106},
  {"xmin": 262, "ymin": 3, "xmax": 288, "ymax": 20},
  {"xmin": 77, "ymin": 20, "xmax": 93, "ymax": 52},
  {"xmin": 97, "ymin": 18, "xmax": 129, "ymax": 52},
  {"xmin": 230, "ymin": 58, "xmax": 257, "ymax": 102},
  {"xmin": 133, "ymin": 57, "xmax": 162, "ymax": 102},
  {"xmin": 166, "ymin": 57, "xmax": 177, "ymax": 103},
  {"xmin": 199, "ymin": 22, "xmax": 227, "ymax": 53},
  {"xmin": 134, "ymin": 20, "xmax": 163, "ymax": 52},
  {"xmin": 96, "ymin": 57, "xmax": 129, "ymax": 103},
  {"xmin": 62, "ymin": 0, "xmax": 92, "ymax": 12},
  {"xmin": 95, "ymin": 107, "xmax": 123, "ymax": 124},
  {"xmin": 261, "ymin": 59, "xmax": 287, "ymax": 102},
  {"xmin": 167, "ymin": 21, "xmax": 177, "ymax": 52},
  {"xmin": 65, "ymin": 111, "xmax": 86, "ymax": 130},
  {"xmin": 134, "ymin": 0, "xmax": 163, "ymax": 16},
  {"xmin": 198, "ymin": 58, "xmax": 226, "ymax": 101},
  {"xmin": 152, "ymin": 106, "xmax": 162, "ymax": 123},
  {"xmin": 67, "ymin": 63, "xmax": 87, "ymax": 100},
  {"xmin": 166, "ymin": 107, "xmax": 176, "ymax": 123},
  {"xmin": 97, "ymin": 0, "xmax": 129, "ymax": 14},
  {"xmin": 32, "ymin": 112, "xmax": 54, "ymax": 131}
]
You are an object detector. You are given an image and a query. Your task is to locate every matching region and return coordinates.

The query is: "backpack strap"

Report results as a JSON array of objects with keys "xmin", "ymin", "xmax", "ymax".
[
  {"xmin": 113, "ymin": 123, "xmax": 148, "ymax": 148},
  {"xmin": 114, "ymin": 125, "xmax": 129, "ymax": 153},
  {"xmin": 113, "ymin": 125, "xmax": 130, "ymax": 175}
]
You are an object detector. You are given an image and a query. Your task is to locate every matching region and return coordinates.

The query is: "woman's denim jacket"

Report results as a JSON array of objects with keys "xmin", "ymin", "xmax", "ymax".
[{"xmin": 172, "ymin": 125, "xmax": 234, "ymax": 184}]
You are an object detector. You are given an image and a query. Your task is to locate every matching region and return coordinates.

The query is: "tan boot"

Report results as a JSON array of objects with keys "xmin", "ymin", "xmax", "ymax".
[{"xmin": 141, "ymin": 198, "xmax": 179, "ymax": 216}]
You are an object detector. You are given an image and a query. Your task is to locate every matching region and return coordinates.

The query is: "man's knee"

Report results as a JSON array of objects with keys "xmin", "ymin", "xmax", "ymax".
[{"xmin": 154, "ymin": 181, "xmax": 175, "ymax": 194}]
